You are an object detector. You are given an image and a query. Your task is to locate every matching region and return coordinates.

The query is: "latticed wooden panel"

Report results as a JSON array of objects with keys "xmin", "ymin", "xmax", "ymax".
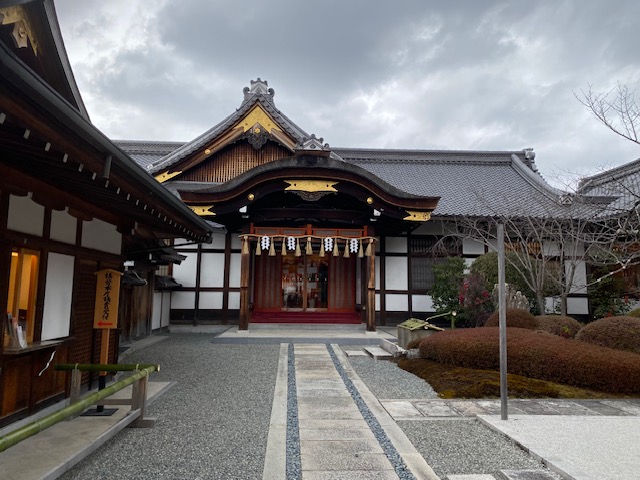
[
  {"xmin": 179, "ymin": 140, "xmax": 292, "ymax": 183},
  {"xmin": 70, "ymin": 259, "xmax": 97, "ymax": 384}
]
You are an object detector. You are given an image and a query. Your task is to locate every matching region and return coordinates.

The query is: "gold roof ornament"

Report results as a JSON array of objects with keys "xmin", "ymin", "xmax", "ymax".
[
  {"xmin": 404, "ymin": 211, "xmax": 432, "ymax": 222},
  {"xmin": 284, "ymin": 180, "xmax": 338, "ymax": 193},
  {"xmin": 0, "ymin": 6, "xmax": 38, "ymax": 55},
  {"xmin": 188, "ymin": 205, "xmax": 215, "ymax": 216}
]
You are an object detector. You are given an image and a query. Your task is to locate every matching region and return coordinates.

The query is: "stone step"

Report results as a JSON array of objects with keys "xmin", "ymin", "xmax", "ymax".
[
  {"xmin": 497, "ymin": 470, "xmax": 558, "ymax": 480},
  {"xmin": 363, "ymin": 346, "xmax": 393, "ymax": 360},
  {"xmin": 344, "ymin": 350, "xmax": 369, "ymax": 357}
]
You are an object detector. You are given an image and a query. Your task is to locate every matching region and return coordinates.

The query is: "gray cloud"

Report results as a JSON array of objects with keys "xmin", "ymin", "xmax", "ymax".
[{"xmin": 55, "ymin": 0, "xmax": 640, "ymax": 187}]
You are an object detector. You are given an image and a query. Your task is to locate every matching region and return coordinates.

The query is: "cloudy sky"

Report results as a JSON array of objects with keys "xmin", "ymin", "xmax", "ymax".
[{"xmin": 54, "ymin": 0, "xmax": 640, "ymax": 187}]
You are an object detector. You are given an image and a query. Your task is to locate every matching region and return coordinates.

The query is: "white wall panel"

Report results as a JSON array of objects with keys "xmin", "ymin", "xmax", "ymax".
[
  {"xmin": 41, "ymin": 253, "xmax": 74, "ymax": 340},
  {"xmin": 412, "ymin": 295, "xmax": 434, "ymax": 312},
  {"xmin": 81, "ymin": 219, "xmax": 121, "ymax": 254},
  {"xmin": 385, "ymin": 237, "xmax": 407, "ymax": 253},
  {"xmin": 171, "ymin": 291, "xmax": 195, "ymax": 309},
  {"xmin": 229, "ymin": 253, "xmax": 241, "ymax": 288},
  {"xmin": 567, "ymin": 297, "xmax": 589, "ymax": 315},
  {"xmin": 173, "ymin": 252, "xmax": 197, "ymax": 288},
  {"xmin": 199, "ymin": 291, "xmax": 223, "ymax": 309},
  {"xmin": 375, "ymin": 256, "xmax": 380, "ymax": 289},
  {"xmin": 385, "ymin": 257, "xmax": 408, "ymax": 290},
  {"xmin": 463, "ymin": 238, "xmax": 485, "ymax": 256},
  {"xmin": 152, "ymin": 293, "xmax": 162, "ymax": 330},
  {"xmin": 385, "ymin": 294, "xmax": 408, "ymax": 311},
  {"xmin": 228, "ymin": 291, "xmax": 240, "ymax": 309},
  {"xmin": 8, "ymin": 195, "xmax": 44, "ymax": 237},
  {"xmin": 50, "ymin": 209, "xmax": 77, "ymax": 244},
  {"xmin": 200, "ymin": 253, "xmax": 225, "ymax": 287},
  {"xmin": 567, "ymin": 260, "xmax": 588, "ymax": 294},
  {"xmin": 161, "ymin": 293, "xmax": 171, "ymax": 328},
  {"xmin": 209, "ymin": 233, "xmax": 227, "ymax": 249},
  {"xmin": 375, "ymin": 293, "xmax": 380, "ymax": 311},
  {"xmin": 231, "ymin": 234, "xmax": 242, "ymax": 250}
]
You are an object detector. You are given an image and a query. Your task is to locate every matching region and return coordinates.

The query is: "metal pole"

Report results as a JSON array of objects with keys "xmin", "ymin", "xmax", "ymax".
[{"xmin": 497, "ymin": 222, "xmax": 508, "ymax": 420}]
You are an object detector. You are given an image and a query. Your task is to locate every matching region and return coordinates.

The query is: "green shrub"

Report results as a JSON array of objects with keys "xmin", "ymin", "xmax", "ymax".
[
  {"xmin": 484, "ymin": 308, "xmax": 537, "ymax": 330},
  {"xmin": 418, "ymin": 327, "xmax": 640, "ymax": 394},
  {"xmin": 536, "ymin": 315, "xmax": 583, "ymax": 338},
  {"xmin": 575, "ymin": 316, "xmax": 640, "ymax": 353},
  {"xmin": 431, "ymin": 257, "xmax": 465, "ymax": 315}
]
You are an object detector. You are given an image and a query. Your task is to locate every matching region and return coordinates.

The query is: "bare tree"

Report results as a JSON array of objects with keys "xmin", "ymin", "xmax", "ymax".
[
  {"xmin": 576, "ymin": 82, "xmax": 640, "ymax": 146},
  {"xmin": 446, "ymin": 188, "xmax": 635, "ymax": 316}
]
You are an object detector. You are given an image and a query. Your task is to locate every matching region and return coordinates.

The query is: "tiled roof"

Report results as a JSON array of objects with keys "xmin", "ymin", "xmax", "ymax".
[
  {"xmin": 113, "ymin": 140, "xmax": 185, "ymax": 170},
  {"xmin": 578, "ymin": 157, "xmax": 640, "ymax": 215},
  {"xmin": 144, "ymin": 79, "xmax": 310, "ymax": 174}
]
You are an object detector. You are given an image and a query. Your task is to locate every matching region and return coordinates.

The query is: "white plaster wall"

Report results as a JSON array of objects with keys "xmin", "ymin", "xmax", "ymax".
[
  {"xmin": 81, "ymin": 219, "xmax": 121, "ymax": 255},
  {"xmin": 567, "ymin": 260, "xmax": 588, "ymax": 294},
  {"xmin": 50, "ymin": 209, "xmax": 77, "ymax": 244},
  {"xmin": 200, "ymin": 253, "xmax": 225, "ymax": 287},
  {"xmin": 231, "ymin": 234, "xmax": 242, "ymax": 250},
  {"xmin": 41, "ymin": 253, "xmax": 74, "ymax": 340},
  {"xmin": 375, "ymin": 256, "xmax": 380, "ymax": 289},
  {"xmin": 176, "ymin": 238, "xmax": 198, "ymax": 249},
  {"xmin": 199, "ymin": 291, "xmax": 223, "ymax": 309},
  {"xmin": 171, "ymin": 291, "xmax": 195, "ymax": 309},
  {"xmin": 229, "ymin": 253, "xmax": 241, "ymax": 288},
  {"xmin": 152, "ymin": 292, "xmax": 162, "ymax": 330},
  {"xmin": 375, "ymin": 293, "xmax": 380, "ymax": 311},
  {"xmin": 209, "ymin": 233, "xmax": 227, "ymax": 249},
  {"xmin": 463, "ymin": 238, "xmax": 485, "ymax": 256},
  {"xmin": 567, "ymin": 297, "xmax": 589, "ymax": 315},
  {"xmin": 228, "ymin": 291, "xmax": 240, "ymax": 309},
  {"xmin": 385, "ymin": 237, "xmax": 407, "ymax": 253},
  {"xmin": 543, "ymin": 241, "xmax": 560, "ymax": 257},
  {"xmin": 386, "ymin": 294, "xmax": 408, "ymax": 311},
  {"xmin": 8, "ymin": 194, "xmax": 44, "ymax": 237},
  {"xmin": 412, "ymin": 295, "xmax": 434, "ymax": 312},
  {"xmin": 385, "ymin": 257, "xmax": 408, "ymax": 290},
  {"xmin": 152, "ymin": 292, "xmax": 171, "ymax": 330},
  {"xmin": 173, "ymin": 252, "xmax": 197, "ymax": 288}
]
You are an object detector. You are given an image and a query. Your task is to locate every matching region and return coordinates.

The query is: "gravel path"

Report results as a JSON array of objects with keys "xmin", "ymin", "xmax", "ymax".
[
  {"xmin": 60, "ymin": 334, "xmax": 280, "ymax": 480},
  {"xmin": 343, "ymin": 350, "xmax": 562, "ymax": 479}
]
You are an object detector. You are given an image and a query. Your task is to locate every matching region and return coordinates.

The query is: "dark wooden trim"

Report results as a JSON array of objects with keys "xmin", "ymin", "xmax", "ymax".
[
  {"xmin": 193, "ymin": 243, "xmax": 202, "ymax": 326},
  {"xmin": 379, "ymin": 237, "xmax": 386, "ymax": 326},
  {"xmin": 222, "ymin": 232, "xmax": 231, "ymax": 324}
]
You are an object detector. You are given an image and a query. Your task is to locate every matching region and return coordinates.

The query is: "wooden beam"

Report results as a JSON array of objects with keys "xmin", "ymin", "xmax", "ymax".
[
  {"xmin": 239, "ymin": 236, "xmax": 250, "ymax": 330},
  {"xmin": 366, "ymin": 241, "xmax": 376, "ymax": 332}
]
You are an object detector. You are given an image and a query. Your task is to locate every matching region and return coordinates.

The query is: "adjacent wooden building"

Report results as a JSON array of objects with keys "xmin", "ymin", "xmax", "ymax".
[{"xmin": 0, "ymin": 0, "xmax": 214, "ymax": 426}]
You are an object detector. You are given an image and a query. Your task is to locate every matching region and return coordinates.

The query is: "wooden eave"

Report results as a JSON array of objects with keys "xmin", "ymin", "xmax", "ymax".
[{"xmin": 177, "ymin": 155, "xmax": 440, "ymax": 221}]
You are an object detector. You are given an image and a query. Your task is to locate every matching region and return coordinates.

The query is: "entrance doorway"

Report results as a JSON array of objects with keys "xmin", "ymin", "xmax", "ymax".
[{"xmin": 281, "ymin": 255, "xmax": 328, "ymax": 311}]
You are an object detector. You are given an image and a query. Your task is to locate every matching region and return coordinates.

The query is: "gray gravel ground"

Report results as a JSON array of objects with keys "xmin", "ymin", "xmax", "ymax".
[
  {"xmin": 343, "ymin": 350, "xmax": 562, "ymax": 480},
  {"xmin": 59, "ymin": 334, "xmax": 280, "ymax": 480}
]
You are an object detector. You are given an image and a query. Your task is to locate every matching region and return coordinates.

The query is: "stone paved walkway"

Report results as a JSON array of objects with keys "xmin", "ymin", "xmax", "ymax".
[{"xmin": 380, "ymin": 398, "xmax": 640, "ymax": 421}]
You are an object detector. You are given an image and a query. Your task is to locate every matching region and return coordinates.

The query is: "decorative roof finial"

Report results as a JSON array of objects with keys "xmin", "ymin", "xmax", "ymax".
[{"xmin": 243, "ymin": 78, "xmax": 275, "ymax": 100}]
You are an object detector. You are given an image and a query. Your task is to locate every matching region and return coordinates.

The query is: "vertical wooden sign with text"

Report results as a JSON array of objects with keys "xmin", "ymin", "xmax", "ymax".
[{"xmin": 94, "ymin": 269, "xmax": 123, "ymax": 373}]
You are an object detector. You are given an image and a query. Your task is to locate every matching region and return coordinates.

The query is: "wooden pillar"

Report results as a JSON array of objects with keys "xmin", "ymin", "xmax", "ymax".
[
  {"xmin": 239, "ymin": 236, "xmax": 250, "ymax": 330},
  {"xmin": 366, "ymin": 240, "xmax": 376, "ymax": 332}
]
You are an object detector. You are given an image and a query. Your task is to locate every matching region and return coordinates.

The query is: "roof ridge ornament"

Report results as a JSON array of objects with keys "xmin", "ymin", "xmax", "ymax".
[
  {"xmin": 243, "ymin": 78, "xmax": 275, "ymax": 100},
  {"xmin": 298, "ymin": 134, "xmax": 331, "ymax": 152}
]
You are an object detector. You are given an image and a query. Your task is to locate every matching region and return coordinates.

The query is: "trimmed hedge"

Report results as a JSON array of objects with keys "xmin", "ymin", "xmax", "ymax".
[
  {"xmin": 626, "ymin": 308, "xmax": 640, "ymax": 318},
  {"xmin": 418, "ymin": 327, "xmax": 640, "ymax": 394},
  {"xmin": 484, "ymin": 308, "xmax": 537, "ymax": 330},
  {"xmin": 535, "ymin": 315, "xmax": 583, "ymax": 338},
  {"xmin": 575, "ymin": 316, "xmax": 640, "ymax": 353}
]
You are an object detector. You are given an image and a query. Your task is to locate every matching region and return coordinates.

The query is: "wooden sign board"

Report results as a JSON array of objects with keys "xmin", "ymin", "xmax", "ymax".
[{"xmin": 93, "ymin": 269, "xmax": 123, "ymax": 329}]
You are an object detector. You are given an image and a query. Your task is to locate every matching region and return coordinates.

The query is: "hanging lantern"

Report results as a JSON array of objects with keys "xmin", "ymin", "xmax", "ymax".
[
  {"xmin": 333, "ymin": 239, "xmax": 340, "ymax": 256},
  {"xmin": 269, "ymin": 240, "xmax": 276, "ymax": 256},
  {"xmin": 281, "ymin": 239, "xmax": 287, "ymax": 256},
  {"xmin": 255, "ymin": 240, "xmax": 261, "ymax": 256},
  {"xmin": 305, "ymin": 236, "xmax": 313, "ymax": 255},
  {"xmin": 295, "ymin": 238, "xmax": 301, "ymax": 257},
  {"xmin": 358, "ymin": 239, "xmax": 364, "ymax": 258},
  {"xmin": 319, "ymin": 240, "xmax": 325, "ymax": 257},
  {"xmin": 343, "ymin": 240, "xmax": 350, "ymax": 258}
]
